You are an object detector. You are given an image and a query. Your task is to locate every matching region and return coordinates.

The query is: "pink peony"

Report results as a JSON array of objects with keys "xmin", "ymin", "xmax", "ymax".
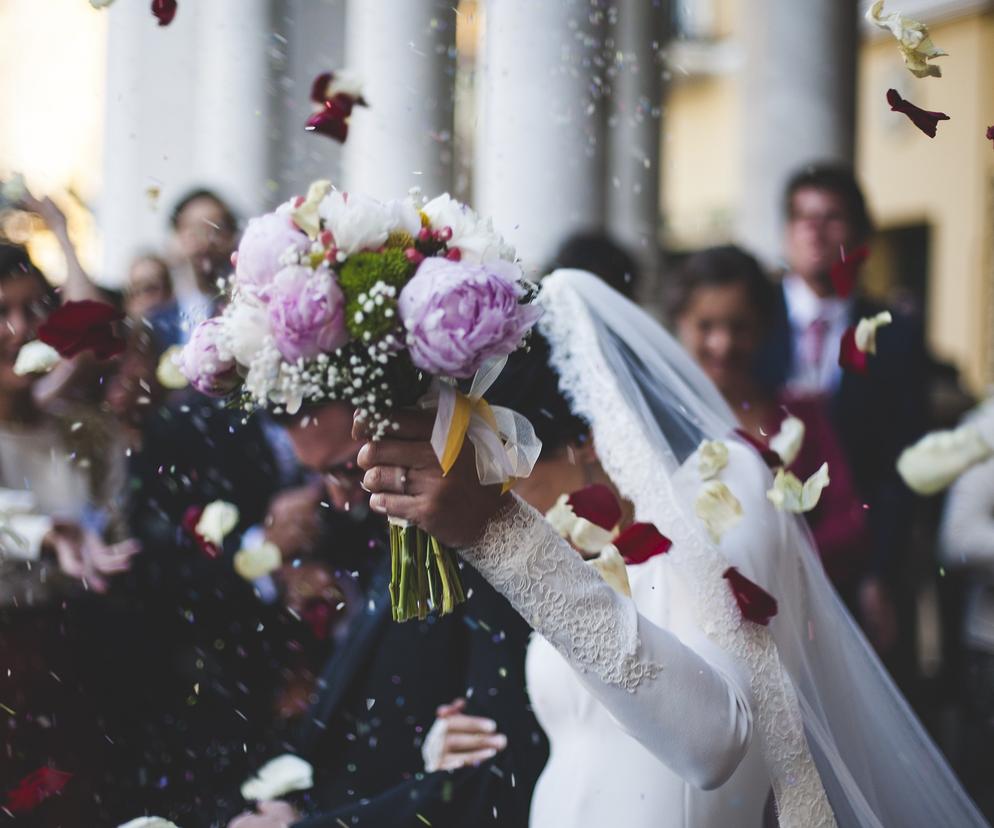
[
  {"xmin": 267, "ymin": 266, "xmax": 348, "ymax": 362},
  {"xmin": 235, "ymin": 211, "xmax": 311, "ymax": 297},
  {"xmin": 181, "ymin": 318, "xmax": 240, "ymax": 396},
  {"xmin": 398, "ymin": 257, "xmax": 540, "ymax": 379}
]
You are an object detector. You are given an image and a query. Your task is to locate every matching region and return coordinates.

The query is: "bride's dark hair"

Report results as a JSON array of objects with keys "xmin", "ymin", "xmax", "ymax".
[{"xmin": 485, "ymin": 331, "xmax": 588, "ymax": 456}]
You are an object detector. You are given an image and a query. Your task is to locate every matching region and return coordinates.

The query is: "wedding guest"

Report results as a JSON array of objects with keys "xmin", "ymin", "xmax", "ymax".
[
  {"xmin": 228, "ymin": 401, "xmax": 547, "ymax": 828},
  {"xmin": 670, "ymin": 245, "xmax": 871, "ymax": 591},
  {"xmin": 546, "ymin": 231, "xmax": 640, "ymax": 299},
  {"xmin": 755, "ymin": 163, "xmax": 928, "ymax": 653},
  {"xmin": 939, "ymin": 397, "xmax": 994, "ymax": 819},
  {"xmin": 124, "ymin": 252, "xmax": 174, "ymax": 320}
]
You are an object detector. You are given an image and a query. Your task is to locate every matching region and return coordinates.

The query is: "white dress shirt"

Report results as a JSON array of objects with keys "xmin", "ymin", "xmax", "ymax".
[{"xmin": 782, "ymin": 274, "xmax": 852, "ymax": 396}]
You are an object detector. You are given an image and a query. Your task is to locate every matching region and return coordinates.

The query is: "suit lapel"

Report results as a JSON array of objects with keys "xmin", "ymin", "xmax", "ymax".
[{"xmin": 294, "ymin": 551, "xmax": 392, "ymax": 754}]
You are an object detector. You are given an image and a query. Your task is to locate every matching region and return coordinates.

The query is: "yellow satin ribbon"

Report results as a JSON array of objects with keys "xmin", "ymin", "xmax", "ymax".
[{"xmin": 439, "ymin": 390, "xmax": 514, "ymax": 493}]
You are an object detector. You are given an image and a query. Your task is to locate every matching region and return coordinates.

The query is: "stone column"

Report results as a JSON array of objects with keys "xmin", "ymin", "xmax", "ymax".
[
  {"xmin": 341, "ymin": 0, "xmax": 455, "ymax": 200},
  {"xmin": 606, "ymin": 0, "xmax": 669, "ymax": 285},
  {"xmin": 474, "ymin": 0, "xmax": 608, "ymax": 271},
  {"xmin": 738, "ymin": 0, "xmax": 858, "ymax": 265}
]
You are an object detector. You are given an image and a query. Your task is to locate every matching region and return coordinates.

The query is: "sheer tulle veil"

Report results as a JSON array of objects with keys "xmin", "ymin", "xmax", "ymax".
[{"xmin": 536, "ymin": 269, "xmax": 986, "ymax": 827}]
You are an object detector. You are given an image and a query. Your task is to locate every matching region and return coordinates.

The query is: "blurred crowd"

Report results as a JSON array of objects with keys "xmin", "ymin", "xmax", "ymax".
[{"xmin": 0, "ymin": 164, "xmax": 991, "ymax": 825}]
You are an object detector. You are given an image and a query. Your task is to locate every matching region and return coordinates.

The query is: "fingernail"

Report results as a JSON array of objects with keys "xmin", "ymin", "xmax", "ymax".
[
  {"xmin": 369, "ymin": 494, "xmax": 386, "ymax": 513},
  {"xmin": 482, "ymin": 719, "xmax": 497, "ymax": 732},
  {"xmin": 492, "ymin": 734, "xmax": 507, "ymax": 749},
  {"xmin": 482, "ymin": 749, "xmax": 497, "ymax": 759}
]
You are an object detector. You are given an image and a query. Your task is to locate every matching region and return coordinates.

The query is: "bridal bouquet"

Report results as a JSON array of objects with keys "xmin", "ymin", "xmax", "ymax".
[{"xmin": 180, "ymin": 181, "xmax": 541, "ymax": 621}]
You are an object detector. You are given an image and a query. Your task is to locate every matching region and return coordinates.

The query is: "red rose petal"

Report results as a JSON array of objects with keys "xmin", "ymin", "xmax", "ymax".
[
  {"xmin": 4, "ymin": 767, "xmax": 73, "ymax": 813},
  {"xmin": 723, "ymin": 567, "xmax": 778, "ymax": 626},
  {"xmin": 302, "ymin": 597, "xmax": 336, "ymax": 641},
  {"xmin": 987, "ymin": 125, "xmax": 994, "ymax": 145},
  {"xmin": 181, "ymin": 504, "xmax": 220, "ymax": 559},
  {"xmin": 614, "ymin": 522, "xmax": 672, "ymax": 565},
  {"xmin": 887, "ymin": 88, "xmax": 949, "ymax": 138},
  {"xmin": 567, "ymin": 483, "xmax": 622, "ymax": 532},
  {"xmin": 306, "ymin": 106, "xmax": 350, "ymax": 143},
  {"xmin": 37, "ymin": 300, "xmax": 125, "ymax": 359},
  {"xmin": 838, "ymin": 326, "xmax": 868, "ymax": 375},
  {"xmin": 829, "ymin": 244, "xmax": 869, "ymax": 299},
  {"xmin": 310, "ymin": 72, "xmax": 333, "ymax": 104},
  {"xmin": 733, "ymin": 428, "xmax": 782, "ymax": 469},
  {"xmin": 151, "ymin": 0, "xmax": 177, "ymax": 26}
]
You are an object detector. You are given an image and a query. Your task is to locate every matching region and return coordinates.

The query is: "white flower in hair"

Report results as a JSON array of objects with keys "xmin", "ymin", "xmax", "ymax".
[{"xmin": 241, "ymin": 754, "xmax": 313, "ymax": 801}]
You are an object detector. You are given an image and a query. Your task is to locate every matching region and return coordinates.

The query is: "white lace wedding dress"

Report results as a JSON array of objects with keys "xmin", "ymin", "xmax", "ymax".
[
  {"xmin": 455, "ymin": 270, "xmax": 985, "ymax": 828},
  {"xmin": 463, "ymin": 444, "xmax": 774, "ymax": 828}
]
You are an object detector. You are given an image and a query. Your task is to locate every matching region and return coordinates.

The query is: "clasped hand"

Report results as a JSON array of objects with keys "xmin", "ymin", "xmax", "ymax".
[{"xmin": 353, "ymin": 409, "xmax": 509, "ymax": 548}]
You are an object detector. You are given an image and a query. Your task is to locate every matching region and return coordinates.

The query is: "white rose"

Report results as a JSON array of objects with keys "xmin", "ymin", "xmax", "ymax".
[
  {"xmin": 421, "ymin": 193, "xmax": 515, "ymax": 264},
  {"xmin": 234, "ymin": 541, "xmax": 282, "ymax": 581},
  {"xmin": 767, "ymin": 463, "xmax": 830, "ymax": 513},
  {"xmin": 13, "ymin": 340, "xmax": 60, "ymax": 376},
  {"xmin": 241, "ymin": 754, "xmax": 313, "ymax": 801},
  {"xmin": 386, "ymin": 196, "xmax": 422, "ymax": 238},
  {"xmin": 854, "ymin": 311, "xmax": 893, "ymax": 355},
  {"xmin": 589, "ymin": 545, "xmax": 632, "ymax": 597},
  {"xmin": 695, "ymin": 481, "xmax": 743, "ymax": 543},
  {"xmin": 117, "ymin": 818, "xmax": 180, "ymax": 828},
  {"xmin": 697, "ymin": 440, "xmax": 729, "ymax": 480},
  {"xmin": 770, "ymin": 416, "xmax": 805, "ymax": 467},
  {"xmin": 897, "ymin": 424, "xmax": 993, "ymax": 495},
  {"xmin": 195, "ymin": 501, "xmax": 239, "ymax": 547},
  {"xmin": 155, "ymin": 346, "xmax": 189, "ymax": 390},
  {"xmin": 224, "ymin": 298, "xmax": 271, "ymax": 367},
  {"xmin": 317, "ymin": 190, "xmax": 394, "ymax": 256}
]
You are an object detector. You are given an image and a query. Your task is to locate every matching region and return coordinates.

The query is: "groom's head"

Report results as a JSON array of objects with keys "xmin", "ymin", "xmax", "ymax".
[{"xmin": 282, "ymin": 402, "xmax": 367, "ymax": 514}]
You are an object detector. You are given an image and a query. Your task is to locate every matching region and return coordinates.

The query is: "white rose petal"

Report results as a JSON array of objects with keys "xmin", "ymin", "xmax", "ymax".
[
  {"xmin": 697, "ymin": 439, "xmax": 729, "ymax": 480},
  {"xmin": 770, "ymin": 416, "xmax": 806, "ymax": 467},
  {"xmin": 767, "ymin": 463, "xmax": 830, "ymax": 513},
  {"xmin": 155, "ymin": 346, "xmax": 189, "ymax": 390},
  {"xmin": 897, "ymin": 424, "xmax": 994, "ymax": 495},
  {"xmin": 234, "ymin": 541, "xmax": 282, "ymax": 581},
  {"xmin": 117, "ymin": 818, "xmax": 180, "ymax": 828},
  {"xmin": 866, "ymin": 0, "xmax": 947, "ymax": 78},
  {"xmin": 325, "ymin": 69, "xmax": 365, "ymax": 100},
  {"xmin": 589, "ymin": 545, "xmax": 632, "ymax": 597},
  {"xmin": 854, "ymin": 311, "xmax": 893, "ymax": 355},
  {"xmin": 195, "ymin": 501, "xmax": 239, "ymax": 547},
  {"xmin": 695, "ymin": 481, "xmax": 743, "ymax": 543},
  {"xmin": 241, "ymin": 754, "xmax": 313, "ymax": 802},
  {"xmin": 13, "ymin": 340, "xmax": 60, "ymax": 376},
  {"xmin": 291, "ymin": 179, "xmax": 332, "ymax": 240},
  {"xmin": 544, "ymin": 494, "xmax": 615, "ymax": 554}
]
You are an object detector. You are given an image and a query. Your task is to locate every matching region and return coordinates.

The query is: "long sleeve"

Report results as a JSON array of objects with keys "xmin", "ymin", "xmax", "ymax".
[
  {"xmin": 940, "ymin": 456, "xmax": 994, "ymax": 569},
  {"xmin": 461, "ymin": 494, "xmax": 753, "ymax": 791}
]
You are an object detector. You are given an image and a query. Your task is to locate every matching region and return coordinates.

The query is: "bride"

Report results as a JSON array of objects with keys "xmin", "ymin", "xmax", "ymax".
[{"xmin": 357, "ymin": 269, "xmax": 986, "ymax": 827}]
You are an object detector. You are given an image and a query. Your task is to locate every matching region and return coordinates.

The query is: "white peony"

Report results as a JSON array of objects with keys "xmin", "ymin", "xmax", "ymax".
[
  {"xmin": 770, "ymin": 416, "xmax": 806, "ymax": 467},
  {"xmin": 13, "ymin": 340, "xmax": 60, "ymax": 376},
  {"xmin": 223, "ymin": 298, "xmax": 272, "ymax": 367},
  {"xmin": 421, "ymin": 193, "xmax": 516, "ymax": 264},
  {"xmin": 589, "ymin": 545, "xmax": 632, "ymax": 597},
  {"xmin": 234, "ymin": 541, "xmax": 282, "ymax": 581},
  {"xmin": 117, "ymin": 818, "xmax": 180, "ymax": 828},
  {"xmin": 897, "ymin": 424, "xmax": 994, "ymax": 495},
  {"xmin": 695, "ymin": 481, "xmax": 743, "ymax": 543},
  {"xmin": 241, "ymin": 754, "xmax": 314, "ymax": 801},
  {"xmin": 767, "ymin": 463, "xmax": 830, "ymax": 513},
  {"xmin": 697, "ymin": 440, "xmax": 729, "ymax": 480},
  {"xmin": 854, "ymin": 311, "xmax": 893, "ymax": 355},
  {"xmin": 155, "ymin": 346, "xmax": 189, "ymax": 390},
  {"xmin": 318, "ymin": 190, "xmax": 397, "ymax": 256},
  {"xmin": 195, "ymin": 501, "xmax": 239, "ymax": 547}
]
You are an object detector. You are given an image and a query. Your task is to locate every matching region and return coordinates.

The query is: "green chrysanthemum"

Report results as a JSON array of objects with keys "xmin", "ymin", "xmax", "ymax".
[{"xmin": 338, "ymin": 249, "xmax": 414, "ymax": 340}]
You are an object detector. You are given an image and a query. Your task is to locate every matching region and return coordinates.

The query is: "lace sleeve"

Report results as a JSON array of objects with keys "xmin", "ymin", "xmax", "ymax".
[{"xmin": 463, "ymin": 494, "xmax": 753, "ymax": 790}]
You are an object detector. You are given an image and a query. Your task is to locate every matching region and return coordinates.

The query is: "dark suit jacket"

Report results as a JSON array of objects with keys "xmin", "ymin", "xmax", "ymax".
[
  {"xmin": 289, "ymin": 536, "xmax": 548, "ymax": 828},
  {"xmin": 757, "ymin": 283, "xmax": 928, "ymax": 580}
]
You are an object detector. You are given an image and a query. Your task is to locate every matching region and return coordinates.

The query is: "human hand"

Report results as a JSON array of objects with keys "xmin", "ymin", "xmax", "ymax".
[
  {"xmin": 422, "ymin": 697, "xmax": 508, "ymax": 772},
  {"xmin": 18, "ymin": 187, "xmax": 69, "ymax": 237},
  {"xmin": 278, "ymin": 560, "xmax": 344, "ymax": 615},
  {"xmin": 859, "ymin": 576, "xmax": 898, "ymax": 653},
  {"xmin": 45, "ymin": 527, "xmax": 140, "ymax": 592},
  {"xmin": 227, "ymin": 800, "xmax": 298, "ymax": 828},
  {"xmin": 265, "ymin": 482, "xmax": 324, "ymax": 557},
  {"xmin": 355, "ymin": 409, "xmax": 509, "ymax": 548}
]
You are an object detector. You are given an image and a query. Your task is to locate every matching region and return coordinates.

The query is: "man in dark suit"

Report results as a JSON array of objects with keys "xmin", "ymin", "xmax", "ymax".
[
  {"xmin": 756, "ymin": 164, "xmax": 928, "ymax": 657},
  {"xmin": 229, "ymin": 402, "xmax": 547, "ymax": 828}
]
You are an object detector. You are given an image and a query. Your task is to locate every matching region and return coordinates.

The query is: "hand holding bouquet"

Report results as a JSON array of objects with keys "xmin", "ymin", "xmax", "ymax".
[{"xmin": 181, "ymin": 182, "xmax": 541, "ymax": 621}]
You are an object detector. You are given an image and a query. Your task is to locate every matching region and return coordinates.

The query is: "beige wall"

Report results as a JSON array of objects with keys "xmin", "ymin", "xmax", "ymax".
[{"xmin": 664, "ymin": 7, "xmax": 994, "ymax": 391}]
